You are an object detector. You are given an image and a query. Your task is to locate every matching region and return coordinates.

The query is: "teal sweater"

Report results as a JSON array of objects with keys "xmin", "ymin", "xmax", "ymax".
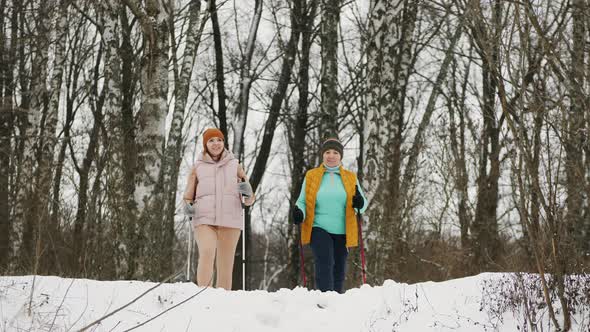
[{"xmin": 295, "ymin": 164, "xmax": 368, "ymax": 235}]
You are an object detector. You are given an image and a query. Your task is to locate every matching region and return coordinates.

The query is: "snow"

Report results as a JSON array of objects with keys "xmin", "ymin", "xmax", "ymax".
[{"xmin": 2, "ymin": 273, "xmax": 584, "ymax": 332}]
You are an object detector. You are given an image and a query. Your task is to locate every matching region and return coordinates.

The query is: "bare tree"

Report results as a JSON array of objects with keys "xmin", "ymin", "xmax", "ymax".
[
  {"xmin": 51, "ymin": 3, "xmax": 94, "ymax": 274},
  {"xmin": 319, "ymin": 0, "xmax": 340, "ymax": 137},
  {"xmin": 463, "ymin": 0, "xmax": 505, "ymax": 270},
  {"xmin": 566, "ymin": 0, "xmax": 587, "ymax": 255},
  {"xmin": 231, "ymin": 0, "xmax": 263, "ymax": 160},
  {"xmin": 0, "ymin": 0, "xmax": 19, "ymax": 271},
  {"xmin": 97, "ymin": 0, "xmax": 137, "ymax": 279},
  {"xmin": 209, "ymin": 0, "xmax": 229, "ymax": 139},
  {"xmin": 249, "ymin": 0, "xmax": 302, "ymax": 205},
  {"xmin": 286, "ymin": 0, "xmax": 317, "ymax": 288},
  {"xmin": 227, "ymin": 0, "xmax": 265, "ymax": 289},
  {"xmin": 447, "ymin": 45, "xmax": 474, "ymax": 252},
  {"xmin": 70, "ymin": 1, "xmax": 110, "ymax": 274},
  {"xmin": 490, "ymin": 1, "xmax": 581, "ymax": 328}
]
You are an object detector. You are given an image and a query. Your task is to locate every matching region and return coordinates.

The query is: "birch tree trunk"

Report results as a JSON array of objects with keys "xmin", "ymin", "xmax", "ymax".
[
  {"xmin": 0, "ymin": 0, "xmax": 7, "ymax": 268},
  {"xmin": 122, "ymin": 0, "xmax": 170, "ymax": 279},
  {"xmin": 8, "ymin": 0, "xmax": 27, "ymax": 272},
  {"xmin": 363, "ymin": 0, "xmax": 417, "ymax": 282},
  {"xmin": 33, "ymin": 0, "xmax": 69, "ymax": 272},
  {"xmin": 13, "ymin": 0, "xmax": 51, "ymax": 270},
  {"xmin": 149, "ymin": 0, "xmax": 205, "ymax": 279},
  {"xmin": 0, "ymin": 0, "xmax": 18, "ymax": 270},
  {"xmin": 585, "ymin": 2, "xmax": 590, "ymax": 255},
  {"xmin": 135, "ymin": 0, "xmax": 169, "ymax": 212},
  {"xmin": 102, "ymin": 1, "xmax": 139, "ymax": 279},
  {"xmin": 319, "ymin": 0, "xmax": 339, "ymax": 137}
]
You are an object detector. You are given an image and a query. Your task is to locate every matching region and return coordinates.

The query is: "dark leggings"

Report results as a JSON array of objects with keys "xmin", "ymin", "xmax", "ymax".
[{"xmin": 310, "ymin": 227, "xmax": 348, "ymax": 293}]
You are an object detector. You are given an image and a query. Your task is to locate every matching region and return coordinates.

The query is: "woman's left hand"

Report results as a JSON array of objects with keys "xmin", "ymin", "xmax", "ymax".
[
  {"xmin": 352, "ymin": 185, "xmax": 364, "ymax": 209},
  {"xmin": 237, "ymin": 181, "xmax": 253, "ymax": 197}
]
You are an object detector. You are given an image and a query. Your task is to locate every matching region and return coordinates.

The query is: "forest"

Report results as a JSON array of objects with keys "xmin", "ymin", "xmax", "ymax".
[{"xmin": 1, "ymin": 0, "xmax": 589, "ymax": 328}]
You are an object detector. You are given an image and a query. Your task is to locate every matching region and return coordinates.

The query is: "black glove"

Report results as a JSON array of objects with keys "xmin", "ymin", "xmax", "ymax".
[
  {"xmin": 292, "ymin": 206, "xmax": 304, "ymax": 225},
  {"xmin": 352, "ymin": 185, "xmax": 364, "ymax": 209}
]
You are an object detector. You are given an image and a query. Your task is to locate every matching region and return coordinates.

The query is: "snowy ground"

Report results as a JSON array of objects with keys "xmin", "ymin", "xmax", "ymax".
[{"xmin": 0, "ymin": 273, "xmax": 587, "ymax": 332}]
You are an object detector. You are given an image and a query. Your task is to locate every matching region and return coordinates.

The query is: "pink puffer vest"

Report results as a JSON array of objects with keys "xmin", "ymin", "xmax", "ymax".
[{"xmin": 191, "ymin": 150, "xmax": 243, "ymax": 229}]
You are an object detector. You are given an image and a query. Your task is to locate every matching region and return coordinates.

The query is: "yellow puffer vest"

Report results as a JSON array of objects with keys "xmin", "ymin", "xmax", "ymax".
[{"xmin": 301, "ymin": 165, "xmax": 358, "ymax": 248}]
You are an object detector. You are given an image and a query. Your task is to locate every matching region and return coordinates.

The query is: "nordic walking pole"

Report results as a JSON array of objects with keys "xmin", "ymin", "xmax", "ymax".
[
  {"xmin": 242, "ymin": 196, "xmax": 246, "ymax": 290},
  {"xmin": 356, "ymin": 209, "xmax": 367, "ymax": 285},
  {"xmin": 186, "ymin": 137, "xmax": 198, "ymax": 282},
  {"xmin": 298, "ymin": 223, "xmax": 307, "ymax": 287},
  {"xmin": 186, "ymin": 216, "xmax": 192, "ymax": 281},
  {"xmin": 239, "ymin": 177, "xmax": 248, "ymax": 290}
]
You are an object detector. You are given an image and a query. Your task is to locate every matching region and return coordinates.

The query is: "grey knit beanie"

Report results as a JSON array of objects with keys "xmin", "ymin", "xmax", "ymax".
[{"xmin": 320, "ymin": 138, "xmax": 344, "ymax": 157}]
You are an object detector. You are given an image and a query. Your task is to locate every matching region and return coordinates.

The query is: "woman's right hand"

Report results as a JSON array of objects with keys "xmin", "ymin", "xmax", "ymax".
[{"xmin": 183, "ymin": 202, "xmax": 195, "ymax": 217}]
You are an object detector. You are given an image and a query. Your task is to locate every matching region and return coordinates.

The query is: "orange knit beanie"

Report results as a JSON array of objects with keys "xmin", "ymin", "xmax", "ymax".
[{"xmin": 203, "ymin": 128, "xmax": 224, "ymax": 152}]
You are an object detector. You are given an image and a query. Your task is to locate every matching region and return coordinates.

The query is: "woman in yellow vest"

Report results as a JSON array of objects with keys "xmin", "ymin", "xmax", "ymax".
[{"xmin": 292, "ymin": 138, "xmax": 368, "ymax": 293}]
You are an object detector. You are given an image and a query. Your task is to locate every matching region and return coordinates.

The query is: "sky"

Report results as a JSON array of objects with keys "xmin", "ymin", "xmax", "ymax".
[{"xmin": 2, "ymin": 273, "xmax": 587, "ymax": 331}]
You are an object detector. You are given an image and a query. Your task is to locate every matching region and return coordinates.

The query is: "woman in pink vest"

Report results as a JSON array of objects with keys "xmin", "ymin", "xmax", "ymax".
[{"xmin": 183, "ymin": 128, "xmax": 255, "ymax": 289}]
